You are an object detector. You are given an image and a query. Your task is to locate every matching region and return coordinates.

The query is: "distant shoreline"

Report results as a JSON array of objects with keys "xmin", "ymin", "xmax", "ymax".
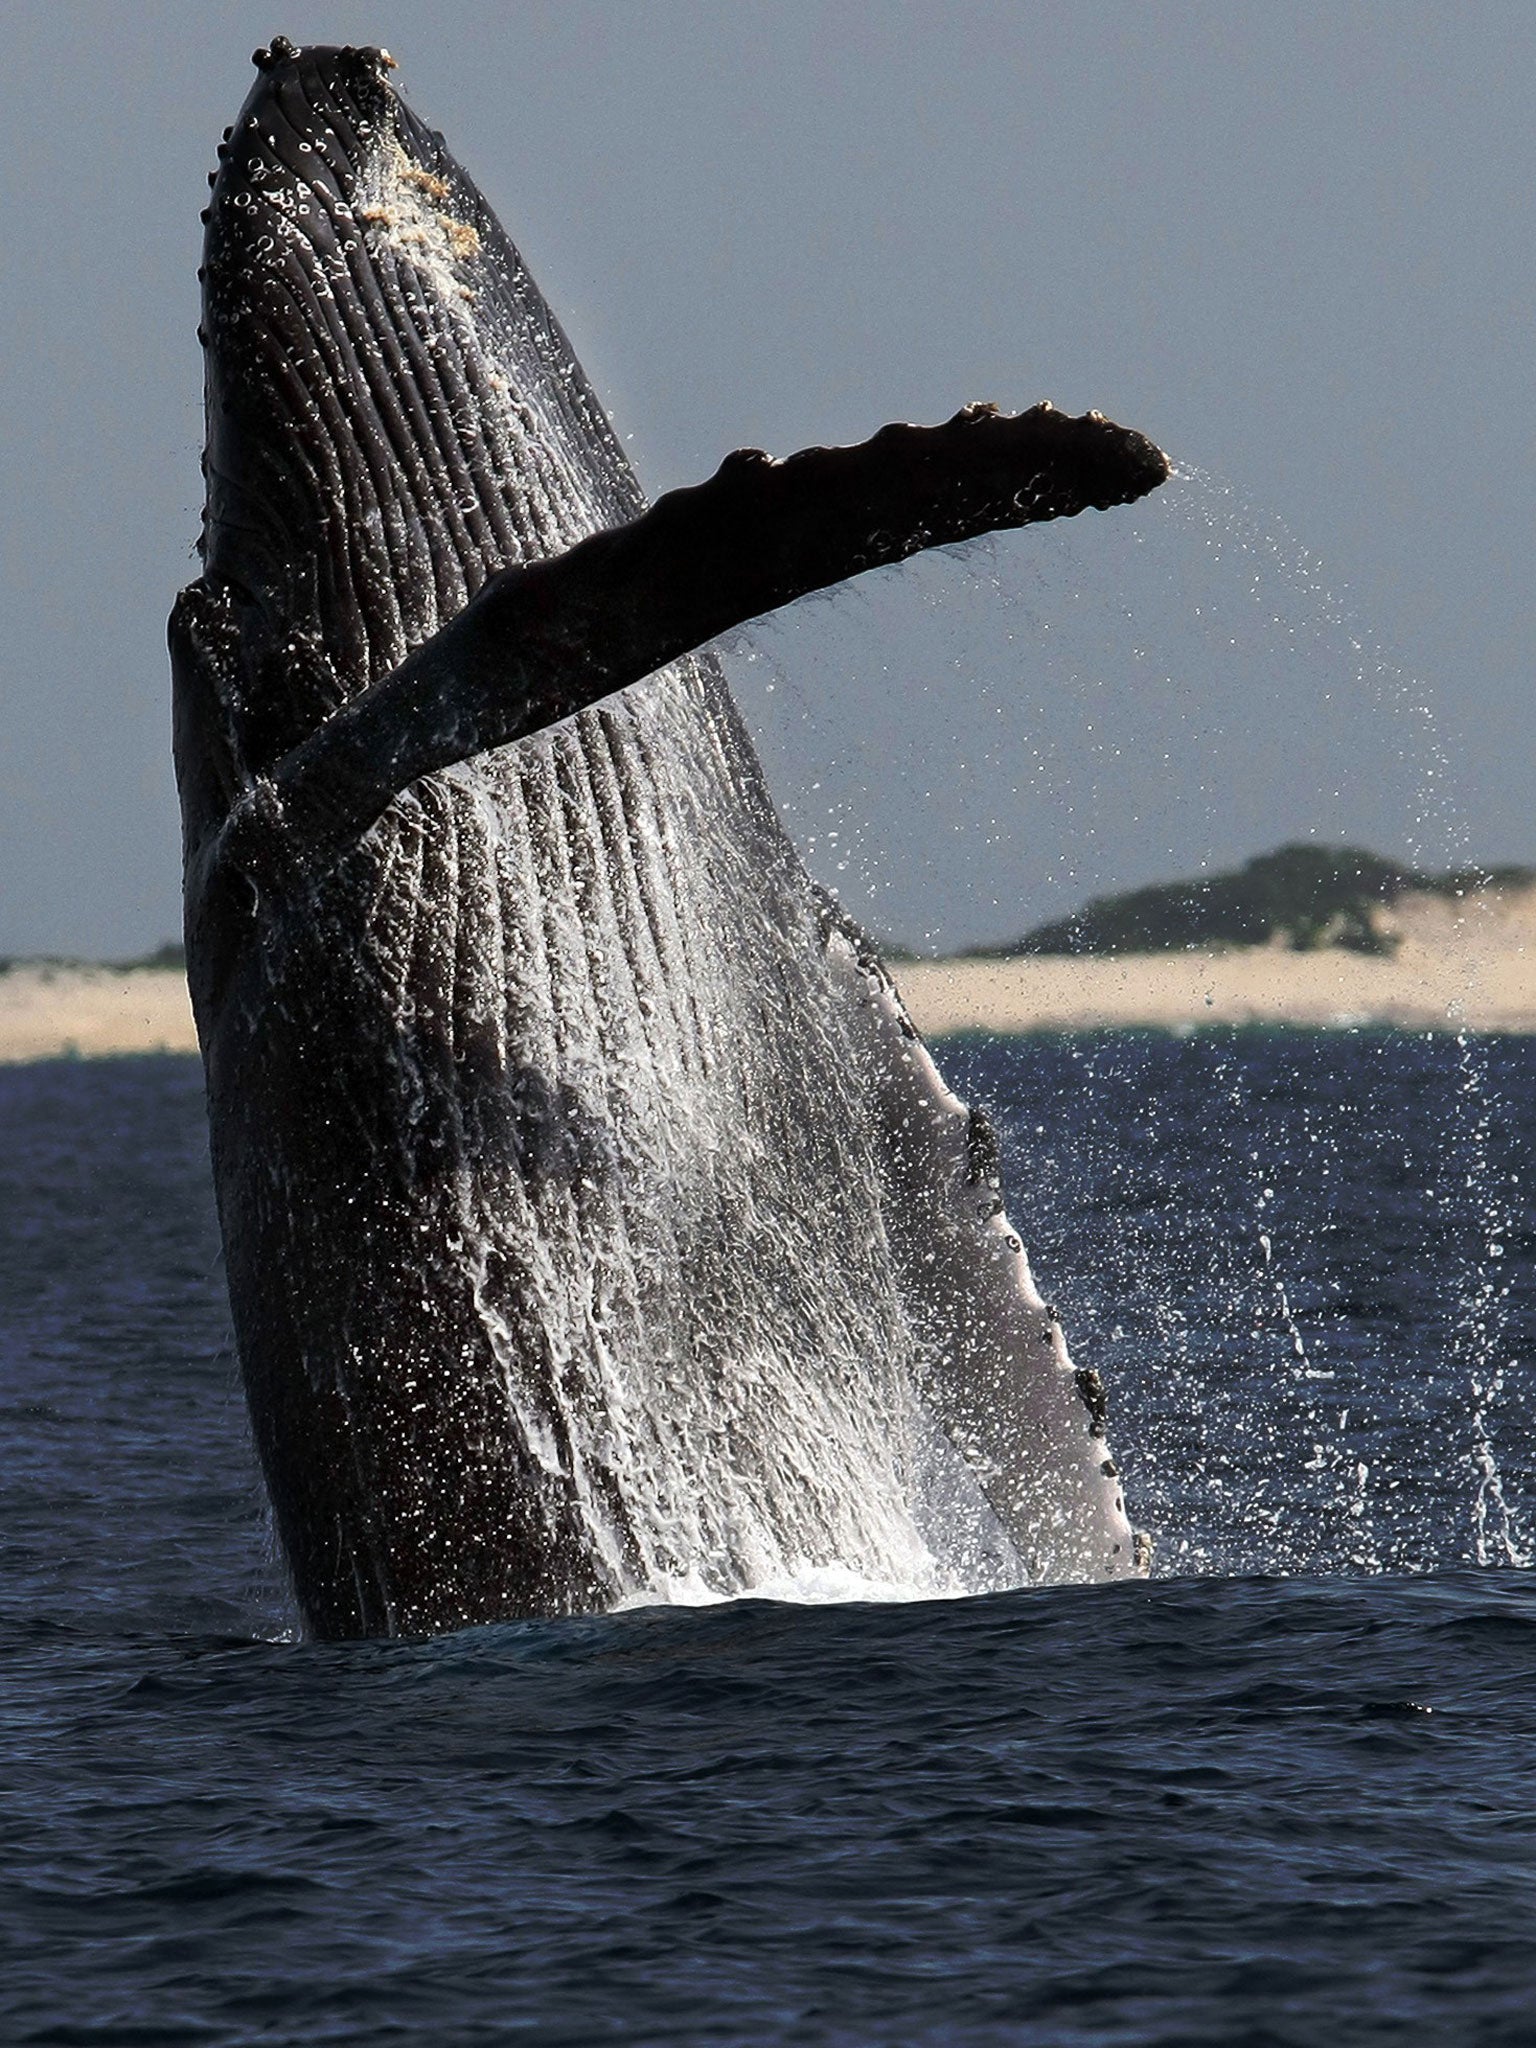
[
  {"xmin": 0, "ymin": 964, "xmax": 199, "ymax": 1065},
  {"xmin": 3, "ymin": 887, "xmax": 1534, "ymax": 1067},
  {"xmin": 891, "ymin": 941, "xmax": 1536, "ymax": 1038},
  {"xmin": 899, "ymin": 884, "xmax": 1536, "ymax": 1038}
]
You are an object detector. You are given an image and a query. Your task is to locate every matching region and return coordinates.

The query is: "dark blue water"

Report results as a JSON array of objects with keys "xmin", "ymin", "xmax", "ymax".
[{"xmin": 5, "ymin": 1037, "xmax": 1536, "ymax": 2045}]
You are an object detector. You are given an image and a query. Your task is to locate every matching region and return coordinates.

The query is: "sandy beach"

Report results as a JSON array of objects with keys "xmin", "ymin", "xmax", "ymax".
[
  {"xmin": 3, "ymin": 889, "xmax": 1534, "ymax": 1064},
  {"xmin": 894, "ymin": 887, "xmax": 1536, "ymax": 1038},
  {"xmin": 0, "ymin": 965, "xmax": 199, "ymax": 1065}
]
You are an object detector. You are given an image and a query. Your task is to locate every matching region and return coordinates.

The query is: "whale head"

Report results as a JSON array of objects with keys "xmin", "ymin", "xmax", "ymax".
[{"xmin": 192, "ymin": 38, "xmax": 641, "ymax": 784}]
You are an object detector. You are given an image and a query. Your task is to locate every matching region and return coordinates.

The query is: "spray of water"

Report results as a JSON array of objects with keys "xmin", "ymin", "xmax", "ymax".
[
  {"xmin": 724, "ymin": 459, "xmax": 1530, "ymax": 1583},
  {"xmin": 1167, "ymin": 466, "xmax": 1528, "ymax": 1571}
]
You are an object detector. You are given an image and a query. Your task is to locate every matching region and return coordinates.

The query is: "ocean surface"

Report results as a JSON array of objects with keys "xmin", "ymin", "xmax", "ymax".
[{"xmin": 4, "ymin": 1032, "xmax": 1535, "ymax": 2045}]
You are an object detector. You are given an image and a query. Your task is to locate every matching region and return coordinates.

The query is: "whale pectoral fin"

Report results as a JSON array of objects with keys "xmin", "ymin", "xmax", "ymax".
[
  {"xmin": 809, "ymin": 890, "xmax": 1143, "ymax": 1581},
  {"xmin": 260, "ymin": 404, "xmax": 1168, "ymax": 860}
]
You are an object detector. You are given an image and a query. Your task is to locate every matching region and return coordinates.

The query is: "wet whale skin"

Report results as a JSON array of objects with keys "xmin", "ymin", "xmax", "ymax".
[{"xmin": 171, "ymin": 42, "xmax": 1164, "ymax": 1637}]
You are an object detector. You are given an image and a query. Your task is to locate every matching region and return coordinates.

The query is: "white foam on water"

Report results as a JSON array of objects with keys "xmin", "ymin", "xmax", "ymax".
[{"xmin": 613, "ymin": 1563, "xmax": 964, "ymax": 1613}]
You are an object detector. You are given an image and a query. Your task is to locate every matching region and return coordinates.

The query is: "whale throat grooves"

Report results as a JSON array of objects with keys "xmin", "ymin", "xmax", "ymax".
[{"xmin": 171, "ymin": 39, "xmax": 1169, "ymax": 1638}]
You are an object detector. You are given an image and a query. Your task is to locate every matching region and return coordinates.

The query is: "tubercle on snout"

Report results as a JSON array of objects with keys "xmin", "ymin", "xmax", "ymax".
[{"xmin": 251, "ymin": 36, "xmax": 396, "ymax": 76}]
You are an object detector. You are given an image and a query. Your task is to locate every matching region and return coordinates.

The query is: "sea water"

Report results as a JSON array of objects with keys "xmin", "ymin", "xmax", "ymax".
[{"xmin": 4, "ymin": 1040, "xmax": 1535, "ymax": 2045}]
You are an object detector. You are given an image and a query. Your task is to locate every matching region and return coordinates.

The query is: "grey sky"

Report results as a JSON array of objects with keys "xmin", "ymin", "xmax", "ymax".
[{"xmin": 2, "ymin": 2, "xmax": 1531, "ymax": 956}]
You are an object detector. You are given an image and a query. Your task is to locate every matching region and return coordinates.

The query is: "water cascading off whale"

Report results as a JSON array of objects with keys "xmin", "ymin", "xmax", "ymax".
[{"xmin": 171, "ymin": 39, "xmax": 1169, "ymax": 1638}]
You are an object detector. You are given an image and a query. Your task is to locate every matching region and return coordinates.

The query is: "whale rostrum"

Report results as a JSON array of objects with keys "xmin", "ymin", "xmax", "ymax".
[{"xmin": 172, "ymin": 40, "xmax": 1168, "ymax": 1638}]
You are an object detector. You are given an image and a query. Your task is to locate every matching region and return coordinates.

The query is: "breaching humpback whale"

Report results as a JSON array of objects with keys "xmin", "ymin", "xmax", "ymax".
[{"xmin": 172, "ymin": 40, "xmax": 1169, "ymax": 1638}]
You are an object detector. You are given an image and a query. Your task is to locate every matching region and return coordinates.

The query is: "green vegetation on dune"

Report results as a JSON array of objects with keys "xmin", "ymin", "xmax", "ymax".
[
  {"xmin": 115, "ymin": 942, "xmax": 186, "ymax": 972},
  {"xmin": 0, "ymin": 943, "xmax": 185, "ymax": 977},
  {"xmin": 975, "ymin": 845, "xmax": 1536, "ymax": 959}
]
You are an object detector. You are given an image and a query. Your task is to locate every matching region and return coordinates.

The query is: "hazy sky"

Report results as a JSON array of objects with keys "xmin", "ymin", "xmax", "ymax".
[{"xmin": 2, "ymin": 2, "xmax": 1531, "ymax": 956}]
